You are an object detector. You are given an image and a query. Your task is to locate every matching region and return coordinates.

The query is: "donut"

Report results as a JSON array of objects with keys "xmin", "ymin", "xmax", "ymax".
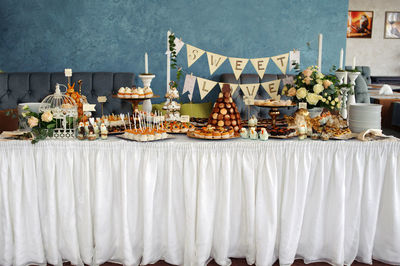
[
  {"xmin": 231, "ymin": 120, "xmax": 237, "ymax": 126},
  {"xmin": 218, "ymin": 120, "xmax": 224, "ymax": 127},
  {"xmin": 224, "ymin": 114, "xmax": 230, "ymax": 120},
  {"xmin": 220, "ymin": 108, "xmax": 227, "ymax": 115},
  {"xmin": 218, "ymin": 103, "xmax": 225, "ymax": 109},
  {"xmin": 218, "ymin": 114, "xmax": 224, "ymax": 120},
  {"xmin": 212, "ymin": 113, "xmax": 218, "ymax": 119},
  {"xmin": 225, "ymin": 120, "xmax": 231, "ymax": 126}
]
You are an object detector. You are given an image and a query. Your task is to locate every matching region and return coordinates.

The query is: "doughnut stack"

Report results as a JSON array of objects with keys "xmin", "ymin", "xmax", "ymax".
[{"xmin": 207, "ymin": 84, "xmax": 242, "ymax": 133}]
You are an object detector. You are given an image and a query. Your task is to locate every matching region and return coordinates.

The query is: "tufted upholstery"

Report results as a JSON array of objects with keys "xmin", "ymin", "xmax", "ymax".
[
  {"xmin": 0, "ymin": 72, "xmax": 135, "ymax": 115},
  {"xmin": 220, "ymin": 73, "xmax": 297, "ymax": 120}
]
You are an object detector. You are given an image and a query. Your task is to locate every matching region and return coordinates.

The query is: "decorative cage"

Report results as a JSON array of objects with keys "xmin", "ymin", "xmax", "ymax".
[{"xmin": 39, "ymin": 84, "xmax": 78, "ymax": 139}]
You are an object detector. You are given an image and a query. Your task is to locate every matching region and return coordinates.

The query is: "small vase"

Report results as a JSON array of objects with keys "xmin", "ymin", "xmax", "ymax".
[{"xmin": 308, "ymin": 107, "xmax": 323, "ymax": 118}]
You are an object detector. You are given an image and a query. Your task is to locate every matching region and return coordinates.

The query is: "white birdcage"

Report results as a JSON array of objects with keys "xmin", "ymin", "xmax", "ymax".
[{"xmin": 39, "ymin": 83, "xmax": 78, "ymax": 138}]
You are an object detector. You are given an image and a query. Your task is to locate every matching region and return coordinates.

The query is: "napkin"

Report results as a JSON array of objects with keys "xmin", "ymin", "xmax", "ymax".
[{"xmin": 379, "ymin": 84, "xmax": 393, "ymax": 95}]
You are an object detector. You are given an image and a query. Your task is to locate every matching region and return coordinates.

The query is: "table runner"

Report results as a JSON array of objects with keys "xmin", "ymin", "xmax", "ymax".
[{"xmin": 0, "ymin": 137, "xmax": 399, "ymax": 266}]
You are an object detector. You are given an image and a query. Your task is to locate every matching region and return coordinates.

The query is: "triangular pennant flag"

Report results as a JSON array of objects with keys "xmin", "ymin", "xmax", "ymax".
[
  {"xmin": 174, "ymin": 38, "xmax": 185, "ymax": 55},
  {"xmin": 250, "ymin": 57, "xmax": 270, "ymax": 79},
  {"xmin": 261, "ymin": 79, "xmax": 281, "ymax": 100},
  {"xmin": 197, "ymin": 77, "xmax": 217, "ymax": 100},
  {"xmin": 182, "ymin": 74, "xmax": 196, "ymax": 101},
  {"xmin": 186, "ymin": 44, "xmax": 205, "ymax": 67},
  {"xmin": 239, "ymin": 83, "xmax": 260, "ymax": 100},
  {"xmin": 271, "ymin": 53, "xmax": 289, "ymax": 74},
  {"xmin": 219, "ymin": 82, "xmax": 239, "ymax": 95},
  {"xmin": 206, "ymin": 52, "xmax": 227, "ymax": 75},
  {"xmin": 228, "ymin": 57, "xmax": 249, "ymax": 80}
]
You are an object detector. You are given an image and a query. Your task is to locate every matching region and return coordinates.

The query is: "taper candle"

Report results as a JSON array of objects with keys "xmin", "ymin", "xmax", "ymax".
[
  {"xmin": 339, "ymin": 48, "xmax": 343, "ymax": 70},
  {"xmin": 317, "ymin": 33, "xmax": 323, "ymax": 71},
  {"xmin": 145, "ymin": 52, "xmax": 148, "ymax": 74}
]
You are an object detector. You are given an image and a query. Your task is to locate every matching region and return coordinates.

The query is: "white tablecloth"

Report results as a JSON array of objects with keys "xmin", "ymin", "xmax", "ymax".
[{"xmin": 0, "ymin": 136, "xmax": 399, "ymax": 266}]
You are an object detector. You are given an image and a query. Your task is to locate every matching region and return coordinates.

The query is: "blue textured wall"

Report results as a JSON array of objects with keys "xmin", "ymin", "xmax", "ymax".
[{"xmin": 0, "ymin": 0, "xmax": 349, "ymax": 103}]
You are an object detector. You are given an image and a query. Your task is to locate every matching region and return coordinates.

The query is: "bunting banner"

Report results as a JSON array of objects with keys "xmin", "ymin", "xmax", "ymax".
[
  {"xmin": 206, "ymin": 52, "xmax": 227, "ymax": 75},
  {"xmin": 289, "ymin": 50, "xmax": 300, "ymax": 71},
  {"xmin": 271, "ymin": 53, "xmax": 289, "ymax": 74},
  {"xmin": 186, "ymin": 44, "xmax": 205, "ymax": 67},
  {"xmin": 250, "ymin": 57, "xmax": 270, "ymax": 79},
  {"xmin": 239, "ymin": 83, "xmax": 259, "ymax": 100},
  {"xmin": 229, "ymin": 57, "xmax": 248, "ymax": 80},
  {"xmin": 182, "ymin": 74, "xmax": 196, "ymax": 101},
  {"xmin": 174, "ymin": 38, "xmax": 185, "ymax": 55},
  {"xmin": 261, "ymin": 79, "xmax": 281, "ymax": 100},
  {"xmin": 197, "ymin": 77, "xmax": 218, "ymax": 100},
  {"xmin": 219, "ymin": 82, "xmax": 239, "ymax": 95}
]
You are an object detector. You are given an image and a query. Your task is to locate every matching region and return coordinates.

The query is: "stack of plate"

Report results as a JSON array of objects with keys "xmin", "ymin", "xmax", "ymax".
[{"xmin": 349, "ymin": 103, "xmax": 382, "ymax": 133}]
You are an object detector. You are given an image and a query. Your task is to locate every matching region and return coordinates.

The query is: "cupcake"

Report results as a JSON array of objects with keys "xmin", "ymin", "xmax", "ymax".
[
  {"xmin": 212, "ymin": 131, "xmax": 221, "ymax": 139},
  {"xmin": 172, "ymin": 123, "xmax": 181, "ymax": 133},
  {"xmin": 125, "ymin": 87, "xmax": 132, "ymax": 98},
  {"xmin": 188, "ymin": 124, "xmax": 196, "ymax": 132},
  {"xmin": 180, "ymin": 123, "xmax": 189, "ymax": 133},
  {"xmin": 132, "ymin": 87, "xmax": 139, "ymax": 98},
  {"xmin": 118, "ymin": 87, "xmax": 126, "ymax": 98},
  {"xmin": 137, "ymin": 87, "xmax": 145, "ymax": 98},
  {"xmin": 205, "ymin": 132, "xmax": 213, "ymax": 139},
  {"xmin": 222, "ymin": 131, "xmax": 230, "ymax": 139},
  {"xmin": 144, "ymin": 87, "xmax": 153, "ymax": 98}
]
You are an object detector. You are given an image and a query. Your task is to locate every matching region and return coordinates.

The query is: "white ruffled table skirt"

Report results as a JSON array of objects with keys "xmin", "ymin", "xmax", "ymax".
[{"xmin": 0, "ymin": 137, "xmax": 399, "ymax": 266}]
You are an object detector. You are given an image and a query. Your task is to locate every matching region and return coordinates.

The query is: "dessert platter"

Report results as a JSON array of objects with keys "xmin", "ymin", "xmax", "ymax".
[
  {"xmin": 253, "ymin": 99, "xmax": 295, "ymax": 107},
  {"xmin": 163, "ymin": 121, "xmax": 196, "ymax": 134},
  {"xmin": 117, "ymin": 111, "xmax": 170, "ymax": 142},
  {"xmin": 113, "ymin": 86, "xmax": 160, "ymax": 112},
  {"xmin": 187, "ymin": 125, "xmax": 239, "ymax": 140}
]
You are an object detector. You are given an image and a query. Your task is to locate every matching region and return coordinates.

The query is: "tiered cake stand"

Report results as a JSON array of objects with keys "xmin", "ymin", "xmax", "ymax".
[
  {"xmin": 253, "ymin": 103, "xmax": 297, "ymax": 127},
  {"xmin": 112, "ymin": 95, "xmax": 160, "ymax": 112}
]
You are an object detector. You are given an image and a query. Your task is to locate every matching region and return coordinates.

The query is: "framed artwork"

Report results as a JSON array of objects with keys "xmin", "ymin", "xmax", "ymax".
[
  {"xmin": 347, "ymin": 11, "xmax": 374, "ymax": 38},
  {"xmin": 384, "ymin": 12, "xmax": 400, "ymax": 39}
]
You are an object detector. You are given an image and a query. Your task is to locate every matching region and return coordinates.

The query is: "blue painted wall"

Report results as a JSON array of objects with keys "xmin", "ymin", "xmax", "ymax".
[{"xmin": 0, "ymin": 0, "xmax": 349, "ymax": 103}]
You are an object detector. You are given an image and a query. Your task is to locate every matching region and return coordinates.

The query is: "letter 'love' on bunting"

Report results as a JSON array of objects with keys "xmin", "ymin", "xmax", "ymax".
[
  {"xmin": 250, "ymin": 58, "xmax": 270, "ymax": 79},
  {"xmin": 186, "ymin": 44, "xmax": 205, "ymax": 67},
  {"xmin": 197, "ymin": 77, "xmax": 217, "ymax": 100},
  {"xmin": 261, "ymin": 79, "xmax": 281, "ymax": 100},
  {"xmin": 219, "ymin": 82, "xmax": 239, "ymax": 95},
  {"xmin": 228, "ymin": 57, "xmax": 248, "ymax": 80},
  {"xmin": 206, "ymin": 52, "xmax": 227, "ymax": 75},
  {"xmin": 239, "ymin": 83, "xmax": 260, "ymax": 99},
  {"xmin": 271, "ymin": 53, "xmax": 289, "ymax": 74}
]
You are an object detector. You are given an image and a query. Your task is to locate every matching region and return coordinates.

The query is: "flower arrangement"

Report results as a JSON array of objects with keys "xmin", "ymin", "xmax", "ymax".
[
  {"xmin": 21, "ymin": 105, "xmax": 56, "ymax": 143},
  {"xmin": 282, "ymin": 66, "xmax": 341, "ymax": 110}
]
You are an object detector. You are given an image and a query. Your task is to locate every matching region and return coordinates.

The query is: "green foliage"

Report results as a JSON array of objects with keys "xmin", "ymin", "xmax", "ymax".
[{"xmin": 168, "ymin": 34, "xmax": 183, "ymax": 86}]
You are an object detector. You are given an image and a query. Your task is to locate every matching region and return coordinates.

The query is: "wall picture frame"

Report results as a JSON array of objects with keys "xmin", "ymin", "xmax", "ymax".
[
  {"xmin": 384, "ymin": 11, "xmax": 400, "ymax": 39},
  {"xmin": 347, "ymin": 11, "xmax": 374, "ymax": 38}
]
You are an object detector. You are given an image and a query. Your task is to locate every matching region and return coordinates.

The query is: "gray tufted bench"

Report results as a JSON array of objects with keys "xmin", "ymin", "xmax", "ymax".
[
  {"xmin": 0, "ymin": 72, "xmax": 135, "ymax": 115},
  {"xmin": 220, "ymin": 73, "xmax": 297, "ymax": 120}
]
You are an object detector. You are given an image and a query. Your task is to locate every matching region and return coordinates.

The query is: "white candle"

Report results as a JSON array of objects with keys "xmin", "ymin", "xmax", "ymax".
[
  {"xmin": 317, "ymin": 33, "xmax": 323, "ymax": 71},
  {"xmin": 352, "ymin": 56, "xmax": 356, "ymax": 70},
  {"xmin": 145, "ymin": 52, "xmax": 148, "ymax": 74},
  {"xmin": 339, "ymin": 48, "xmax": 343, "ymax": 70}
]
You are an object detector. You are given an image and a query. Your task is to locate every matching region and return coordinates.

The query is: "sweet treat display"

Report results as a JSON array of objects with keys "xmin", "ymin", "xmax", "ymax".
[
  {"xmin": 163, "ymin": 121, "xmax": 195, "ymax": 133},
  {"xmin": 266, "ymin": 127, "xmax": 297, "ymax": 138},
  {"xmin": 116, "ymin": 86, "xmax": 152, "ymax": 99},
  {"xmin": 254, "ymin": 99, "xmax": 293, "ymax": 107},
  {"xmin": 120, "ymin": 111, "xmax": 168, "ymax": 142},
  {"xmin": 189, "ymin": 124, "xmax": 235, "ymax": 140},
  {"xmin": 208, "ymin": 84, "xmax": 242, "ymax": 133},
  {"xmin": 164, "ymin": 82, "xmax": 182, "ymax": 121}
]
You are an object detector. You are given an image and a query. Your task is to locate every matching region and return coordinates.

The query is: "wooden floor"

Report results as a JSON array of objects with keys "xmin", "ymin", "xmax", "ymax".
[{"xmin": 85, "ymin": 258, "xmax": 389, "ymax": 266}]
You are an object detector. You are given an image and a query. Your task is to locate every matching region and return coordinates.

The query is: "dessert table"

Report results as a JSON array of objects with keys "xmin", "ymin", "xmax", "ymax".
[{"xmin": 0, "ymin": 136, "xmax": 399, "ymax": 266}]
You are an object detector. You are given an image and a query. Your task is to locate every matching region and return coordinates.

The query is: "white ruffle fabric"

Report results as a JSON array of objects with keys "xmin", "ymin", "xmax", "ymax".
[{"xmin": 0, "ymin": 138, "xmax": 399, "ymax": 266}]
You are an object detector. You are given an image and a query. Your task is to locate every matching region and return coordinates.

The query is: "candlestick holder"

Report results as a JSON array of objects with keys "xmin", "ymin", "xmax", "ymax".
[
  {"xmin": 139, "ymin": 73, "xmax": 156, "ymax": 113},
  {"xmin": 335, "ymin": 70, "xmax": 348, "ymax": 85},
  {"xmin": 347, "ymin": 72, "xmax": 360, "ymax": 120}
]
